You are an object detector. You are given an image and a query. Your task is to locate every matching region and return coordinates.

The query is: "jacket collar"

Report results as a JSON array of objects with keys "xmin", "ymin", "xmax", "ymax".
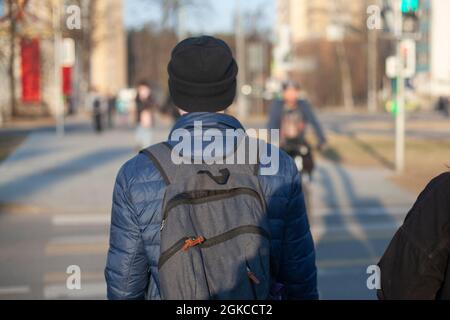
[
  {"xmin": 167, "ymin": 112, "xmax": 246, "ymax": 160},
  {"xmin": 169, "ymin": 112, "xmax": 244, "ymax": 138}
]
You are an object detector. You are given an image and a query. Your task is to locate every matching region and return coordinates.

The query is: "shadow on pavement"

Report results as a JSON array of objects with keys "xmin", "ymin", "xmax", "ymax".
[
  {"xmin": 0, "ymin": 146, "xmax": 132, "ymax": 204},
  {"xmin": 314, "ymin": 163, "xmax": 398, "ymax": 299}
]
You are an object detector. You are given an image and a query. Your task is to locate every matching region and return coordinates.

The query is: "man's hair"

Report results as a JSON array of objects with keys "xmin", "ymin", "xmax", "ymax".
[
  {"xmin": 137, "ymin": 80, "xmax": 150, "ymax": 88},
  {"xmin": 282, "ymin": 80, "xmax": 301, "ymax": 91}
]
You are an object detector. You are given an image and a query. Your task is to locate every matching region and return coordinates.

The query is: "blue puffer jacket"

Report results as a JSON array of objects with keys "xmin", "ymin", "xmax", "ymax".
[{"xmin": 105, "ymin": 112, "xmax": 318, "ymax": 300}]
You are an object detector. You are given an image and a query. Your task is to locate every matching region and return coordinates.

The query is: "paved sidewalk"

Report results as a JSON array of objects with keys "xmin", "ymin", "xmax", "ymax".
[
  {"xmin": 309, "ymin": 160, "xmax": 416, "ymax": 299},
  {"xmin": 0, "ymin": 118, "xmax": 170, "ymax": 299},
  {"xmin": 0, "ymin": 117, "xmax": 417, "ymax": 299},
  {"xmin": 0, "ymin": 119, "xmax": 169, "ymax": 212}
]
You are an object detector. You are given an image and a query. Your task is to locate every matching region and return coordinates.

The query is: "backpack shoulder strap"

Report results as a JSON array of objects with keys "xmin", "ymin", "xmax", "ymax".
[{"xmin": 139, "ymin": 142, "xmax": 176, "ymax": 185}]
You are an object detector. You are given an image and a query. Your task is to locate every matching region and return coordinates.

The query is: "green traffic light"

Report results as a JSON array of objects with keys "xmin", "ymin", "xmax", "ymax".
[
  {"xmin": 401, "ymin": 0, "xmax": 419, "ymax": 13},
  {"xmin": 391, "ymin": 100, "xmax": 398, "ymax": 117}
]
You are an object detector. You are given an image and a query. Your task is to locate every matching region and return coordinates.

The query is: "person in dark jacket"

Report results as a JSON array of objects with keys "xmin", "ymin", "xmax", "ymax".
[
  {"xmin": 107, "ymin": 93, "xmax": 117, "ymax": 129},
  {"xmin": 378, "ymin": 172, "xmax": 450, "ymax": 300},
  {"xmin": 105, "ymin": 36, "xmax": 318, "ymax": 300},
  {"xmin": 267, "ymin": 81, "xmax": 327, "ymax": 151},
  {"xmin": 135, "ymin": 80, "xmax": 156, "ymax": 125}
]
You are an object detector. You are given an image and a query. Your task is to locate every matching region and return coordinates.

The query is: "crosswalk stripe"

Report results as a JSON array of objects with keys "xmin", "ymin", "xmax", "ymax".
[
  {"xmin": 317, "ymin": 258, "xmax": 378, "ymax": 269},
  {"xmin": 45, "ymin": 242, "xmax": 108, "ymax": 256},
  {"xmin": 44, "ymin": 272, "xmax": 104, "ymax": 284},
  {"xmin": 313, "ymin": 229, "xmax": 397, "ymax": 243},
  {"xmin": 43, "ymin": 282, "xmax": 106, "ymax": 299},
  {"xmin": 0, "ymin": 286, "xmax": 31, "ymax": 295},
  {"xmin": 47, "ymin": 219, "xmax": 399, "ymax": 254},
  {"xmin": 312, "ymin": 221, "xmax": 400, "ymax": 234},
  {"xmin": 49, "ymin": 206, "xmax": 408, "ymax": 227},
  {"xmin": 52, "ymin": 214, "xmax": 109, "ymax": 227},
  {"xmin": 311, "ymin": 206, "xmax": 410, "ymax": 217},
  {"xmin": 311, "ymin": 221, "xmax": 400, "ymax": 242},
  {"xmin": 49, "ymin": 235, "xmax": 108, "ymax": 245}
]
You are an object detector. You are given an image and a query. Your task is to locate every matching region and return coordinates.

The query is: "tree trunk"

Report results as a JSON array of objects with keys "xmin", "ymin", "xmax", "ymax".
[
  {"xmin": 8, "ymin": 0, "xmax": 17, "ymax": 117},
  {"xmin": 367, "ymin": 28, "xmax": 378, "ymax": 113},
  {"xmin": 336, "ymin": 40, "xmax": 354, "ymax": 111}
]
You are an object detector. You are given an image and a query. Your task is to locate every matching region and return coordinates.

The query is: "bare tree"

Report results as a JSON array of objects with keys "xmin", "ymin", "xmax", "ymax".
[
  {"xmin": 2, "ymin": 0, "xmax": 38, "ymax": 117},
  {"xmin": 127, "ymin": 0, "xmax": 212, "ymax": 90},
  {"xmin": 128, "ymin": 25, "xmax": 178, "ymax": 90},
  {"xmin": 145, "ymin": 0, "xmax": 210, "ymax": 39},
  {"xmin": 316, "ymin": 0, "xmax": 367, "ymax": 109},
  {"xmin": 6, "ymin": 0, "xmax": 18, "ymax": 117}
]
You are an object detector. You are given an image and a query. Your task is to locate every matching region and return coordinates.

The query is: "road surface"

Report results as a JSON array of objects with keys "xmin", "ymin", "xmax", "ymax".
[{"xmin": 0, "ymin": 115, "xmax": 416, "ymax": 299}]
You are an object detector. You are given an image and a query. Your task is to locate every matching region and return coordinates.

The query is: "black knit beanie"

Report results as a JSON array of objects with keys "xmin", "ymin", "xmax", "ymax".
[{"xmin": 167, "ymin": 36, "xmax": 238, "ymax": 113}]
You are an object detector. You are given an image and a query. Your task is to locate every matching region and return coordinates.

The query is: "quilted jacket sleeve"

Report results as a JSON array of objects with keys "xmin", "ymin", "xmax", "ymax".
[
  {"xmin": 299, "ymin": 99, "xmax": 327, "ymax": 146},
  {"xmin": 105, "ymin": 164, "xmax": 149, "ymax": 300},
  {"xmin": 277, "ymin": 164, "xmax": 318, "ymax": 300}
]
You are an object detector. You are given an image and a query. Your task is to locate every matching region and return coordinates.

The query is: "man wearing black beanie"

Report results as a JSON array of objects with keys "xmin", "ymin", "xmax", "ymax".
[
  {"xmin": 168, "ymin": 36, "xmax": 238, "ymax": 113},
  {"xmin": 105, "ymin": 36, "xmax": 318, "ymax": 300}
]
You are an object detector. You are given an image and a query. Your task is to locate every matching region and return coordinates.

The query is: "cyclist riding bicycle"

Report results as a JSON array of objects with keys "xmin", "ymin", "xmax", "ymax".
[{"xmin": 267, "ymin": 81, "xmax": 327, "ymax": 180}]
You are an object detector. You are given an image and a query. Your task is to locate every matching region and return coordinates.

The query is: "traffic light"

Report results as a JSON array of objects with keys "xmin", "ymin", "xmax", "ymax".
[
  {"xmin": 401, "ymin": 0, "xmax": 420, "ymax": 34},
  {"xmin": 401, "ymin": 0, "xmax": 419, "ymax": 14}
]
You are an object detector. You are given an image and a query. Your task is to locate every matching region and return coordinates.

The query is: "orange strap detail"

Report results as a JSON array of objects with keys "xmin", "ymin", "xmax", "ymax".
[
  {"xmin": 182, "ymin": 236, "xmax": 205, "ymax": 251},
  {"xmin": 247, "ymin": 271, "xmax": 260, "ymax": 285}
]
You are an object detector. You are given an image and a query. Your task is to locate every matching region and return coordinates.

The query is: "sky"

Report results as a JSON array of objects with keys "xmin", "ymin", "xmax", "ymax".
[{"xmin": 124, "ymin": 0, "xmax": 275, "ymax": 34}]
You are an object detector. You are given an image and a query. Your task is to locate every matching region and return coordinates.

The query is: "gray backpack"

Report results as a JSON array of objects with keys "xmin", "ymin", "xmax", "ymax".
[{"xmin": 141, "ymin": 142, "xmax": 271, "ymax": 300}]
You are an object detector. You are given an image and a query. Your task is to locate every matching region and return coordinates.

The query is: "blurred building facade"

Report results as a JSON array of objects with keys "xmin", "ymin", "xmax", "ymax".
[
  {"xmin": 0, "ymin": 0, "xmax": 61, "ymax": 119},
  {"xmin": 274, "ymin": 0, "xmax": 369, "ymax": 108},
  {"xmin": 415, "ymin": 0, "xmax": 450, "ymax": 99},
  {"xmin": 89, "ymin": 0, "xmax": 127, "ymax": 97},
  {"xmin": 274, "ymin": 0, "xmax": 450, "ymax": 109},
  {"xmin": 0, "ymin": 0, "xmax": 127, "ymax": 122},
  {"xmin": 277, "ymin": 0, "xmax": 366, "ymax": 43}
]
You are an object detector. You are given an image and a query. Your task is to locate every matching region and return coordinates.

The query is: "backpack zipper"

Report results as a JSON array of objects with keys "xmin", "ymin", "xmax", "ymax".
[
  {"xmin": 247, "ymin": 267, "xmax": 260, "ymax": 285},
  {"xmin": 158, "ymin": 236, "xmax": 189, "ymax": 268},
  {"xmin": 160, "ymin": 188, "xmax": 264, "ymax": 231},
  {"xmin": 246, "ymin": 265, "xmax": 260, "ymax": 299},
  {"xmin": 158, "ymin": 225, "xmax": 270, "ymax": 269}
]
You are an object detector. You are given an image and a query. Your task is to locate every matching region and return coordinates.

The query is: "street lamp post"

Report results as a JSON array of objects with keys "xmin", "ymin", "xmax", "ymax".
[
  {"xmin": 235, "ymin": 0, "xmax": 249, "ymax": 120},
  {"xmin": 8, "ymin": 0, "xmax": 17, "ymax": 120},
  {"xmin": 394, "ymin": 0, "xmax": 405, "ymax": 173},
  {"xmin": 53, "ymin": 0, "xmax": 64, "ymax": 137},
  {"xmin": 367, "ymin": 0, "xmax": 379, "ymax": 113}
]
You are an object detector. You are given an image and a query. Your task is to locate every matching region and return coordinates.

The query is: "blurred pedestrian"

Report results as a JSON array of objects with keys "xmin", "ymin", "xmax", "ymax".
[
  {"xmin": 88, "ymin": 86, "xmax": 105, "ymax": 134},
  {"xmin": 135, "ymin": 81, "xmax": 156, "ymax": 148},
  {"xmin": 105, "ymin": 36, "xmax": 318, "ymax": 300},
  {"xmin": 378, "ymin": 172, "xmax": 450, "ymax": 300},
  {"xmin": 116, "ymin": 89, "xmax": 135, "ymax": 129},
  {"xmin": 436, "ymin": 96, "xmax": 449, "ymax": 117},
  {"xmin": 65, "ymin": 95, "xmax": 74, "ymax": 115},
  {"xmin": 135, "ymin": 80, "xmax": 156, "ymax": 124},
  {"xmin": 135, "ymin": 109, "xmax": 153, "ymax": 149},
  {"xmin": 107, "ymin": 93, "xmax": 117, "ymax": 129}
]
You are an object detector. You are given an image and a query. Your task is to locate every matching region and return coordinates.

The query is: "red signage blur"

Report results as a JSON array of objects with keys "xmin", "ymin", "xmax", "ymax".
[
  {"xmin": 21, "ymin": 38, "xmax": 41, "ymax": 103},
  {"xmin": 62, "ymin": 66, "xmax": 72, "ymax": 96}
]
